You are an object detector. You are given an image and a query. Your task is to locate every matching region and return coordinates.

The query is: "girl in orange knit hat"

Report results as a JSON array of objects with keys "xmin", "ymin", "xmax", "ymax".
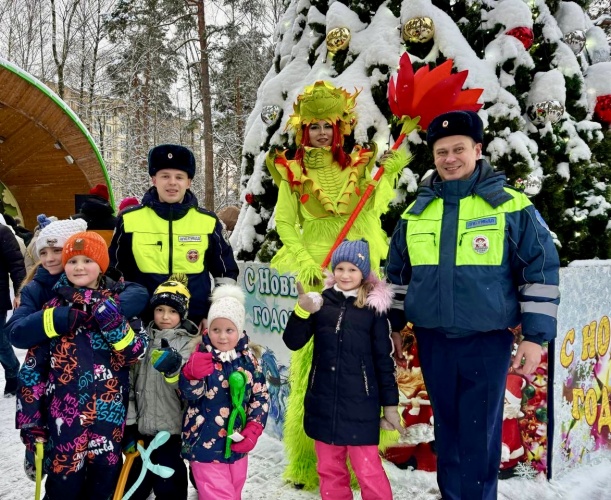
[{"xmin": 14, "ymin": 231, "xmax": 149, "ymax": 499}]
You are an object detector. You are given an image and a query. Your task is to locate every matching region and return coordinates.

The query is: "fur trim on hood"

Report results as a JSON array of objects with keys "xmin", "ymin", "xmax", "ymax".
[{"xmin": 323, "ymin": 271, "xmax": 394, "ymax": 315}]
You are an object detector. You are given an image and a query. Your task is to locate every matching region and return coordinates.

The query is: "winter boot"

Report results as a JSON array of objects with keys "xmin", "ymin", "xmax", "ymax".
[{"xmin": 4, "ymin": 377, "xmax": 17, "ymax": 397}]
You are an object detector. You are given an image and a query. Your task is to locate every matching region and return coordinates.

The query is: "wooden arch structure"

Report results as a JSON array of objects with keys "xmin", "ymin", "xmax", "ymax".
[{"xmin": 0, "ymin": 57, "xmax": 112, "ymax": 230}]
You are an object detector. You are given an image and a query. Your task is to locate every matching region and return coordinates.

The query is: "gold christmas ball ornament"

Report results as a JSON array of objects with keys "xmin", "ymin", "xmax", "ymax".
[
  {"xmin": 326, "ymin": 27, "xmax": 351, "ymax": 54},
  {"xmin": 402, "ymin": 16, "xmax": 435, "ymax": 43}
]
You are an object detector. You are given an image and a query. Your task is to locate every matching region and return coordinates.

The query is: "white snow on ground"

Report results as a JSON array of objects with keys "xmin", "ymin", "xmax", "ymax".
[{"xmin": 1, "ymin": 348, "xmax": 610, "ymax": 500}]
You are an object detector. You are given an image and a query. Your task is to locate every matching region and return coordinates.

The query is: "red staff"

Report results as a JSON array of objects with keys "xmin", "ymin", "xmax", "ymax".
[{"xmin": 321, "ymin": 53, "xmax": 484, "ymax": 269}]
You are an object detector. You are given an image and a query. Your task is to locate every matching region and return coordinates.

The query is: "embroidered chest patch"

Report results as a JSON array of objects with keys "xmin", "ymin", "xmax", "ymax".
[
  {"xmin": 186, "ymin": 249, "xmax": 200, "ymax": 262},
  {"xmin": 472, "ymin": 235, "xmax": 490, "ymax": 254},
  {"xmin": 466, "ymin": 217, "xmax": 497, "ymax": 229}
]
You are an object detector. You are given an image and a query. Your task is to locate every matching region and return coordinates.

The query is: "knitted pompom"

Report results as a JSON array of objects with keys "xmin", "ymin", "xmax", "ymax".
[{"xmin": 210, "ymin": 284, "xmax": 245, "ymax": 305}]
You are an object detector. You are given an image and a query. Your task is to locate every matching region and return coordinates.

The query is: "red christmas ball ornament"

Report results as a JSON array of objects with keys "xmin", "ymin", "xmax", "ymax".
[
  {"xmin": 245, "ymin": 193, "xmax": 255, "ymax": 204},
  {"xmin": 506, "ymin": 27, "xmax": 534, "ymax": 50},
  {"xmin": 594, "ymin": 95, "xmax": 611, "ymax": 125}
]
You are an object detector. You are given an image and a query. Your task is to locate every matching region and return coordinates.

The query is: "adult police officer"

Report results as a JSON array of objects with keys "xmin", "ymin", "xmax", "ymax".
[
  {"xmin": 110, "ymin": 144, "xmax": 239, "ymax": 327},
  {"xmin": 385, "ymin": 111, "xmax": 560, "ymax": 499}
]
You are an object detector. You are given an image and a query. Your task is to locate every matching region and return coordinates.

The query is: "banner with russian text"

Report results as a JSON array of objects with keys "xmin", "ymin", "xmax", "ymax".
[{"xmin": 552, "ymin": 264, "xmax": 611, "ymax": 477}]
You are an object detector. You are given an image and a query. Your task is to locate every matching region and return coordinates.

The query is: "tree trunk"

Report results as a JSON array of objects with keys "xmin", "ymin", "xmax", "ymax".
[{"xmin": 188, "ymin": 0, "xmax": 215, "ymax": 210}]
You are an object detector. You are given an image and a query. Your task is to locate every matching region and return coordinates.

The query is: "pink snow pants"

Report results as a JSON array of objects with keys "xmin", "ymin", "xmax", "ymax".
[
  {"xmin": 314, "ymin": 441, "xmax": 393, "ymax": 500},
  {"xmin": 190, "ymin": 457, "xmax": 248, "ymax": 500}
]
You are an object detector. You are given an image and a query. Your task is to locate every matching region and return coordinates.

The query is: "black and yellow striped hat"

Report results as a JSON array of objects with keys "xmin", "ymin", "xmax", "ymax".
[{"xmin": 151, "ymin": 273, "xmax": 191, "ymax": 319}]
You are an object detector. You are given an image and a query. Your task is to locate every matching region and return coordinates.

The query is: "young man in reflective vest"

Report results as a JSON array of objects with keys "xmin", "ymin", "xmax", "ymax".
[{"xmin": 110, "ymin": 144, "xmax": 239, "ymax": 328}]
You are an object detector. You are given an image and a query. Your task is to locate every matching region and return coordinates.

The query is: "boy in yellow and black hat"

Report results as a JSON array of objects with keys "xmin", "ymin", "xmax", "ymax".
[{"xmin": 123, "ymin": 273, "xmax": 200, "ymax": 499}]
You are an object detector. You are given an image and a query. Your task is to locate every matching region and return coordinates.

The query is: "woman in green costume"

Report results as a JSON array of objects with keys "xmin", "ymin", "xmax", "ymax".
[{"xmin": 266, "ymin": 81, "xmax": 408, "ymax": 489}]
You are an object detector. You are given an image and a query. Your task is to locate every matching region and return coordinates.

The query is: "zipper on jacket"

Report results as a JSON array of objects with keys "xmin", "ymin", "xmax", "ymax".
[
  {"xmin": 331, "ymin": 302, "xmax": 347, "ymax": 441},
  {"xmin": 168, "ymin": 206, "xmax": 174, "ymax": 273},
  {"xmin": 458, "ymin": 228, "xmax": 496, "ymax": 246},
  {"xmin": 310, "ymin": 362, "xmax": 318, "ymax": 390},
  {"xmin": 334, "ymin": 306, "xmax": 346, "ymax": 334},
  {"xmin": 416, "ymin": 232, "xmax": 436, "ymax": 246},
  {"xmin": 361, "ymin": 360, "xmax": 370, "ymax": 396}
]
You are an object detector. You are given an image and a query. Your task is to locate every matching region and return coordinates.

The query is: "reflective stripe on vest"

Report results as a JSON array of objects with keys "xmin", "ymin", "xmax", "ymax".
[
  {"xmin": 123, "ymin": 207, "xmax": 216, "ymax": 274},
  {"xmin": 404, "ymin": 188, "xmax": 531, "ymax": 267}
]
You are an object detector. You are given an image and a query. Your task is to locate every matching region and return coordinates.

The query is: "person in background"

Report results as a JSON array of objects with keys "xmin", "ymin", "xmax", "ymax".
[
  {"xmin": 15, "ymin": 231, "xmax": 148, "ymax": 500},
  {"xmin": 2, "ymin": 212, "xmax": 33, "ymax": 246},
  {"xmin": 385, "ymin": 110, "xmax": 560, "ymax": 500},
  {"xmin": 122, "ymin": 273, "xmax": 200, "ymax": 500},
  {"xmin": 0, "ymin": 213, "xmax": 27, "ymax": 257},
  {"xmin": 0, "ymin": 218, "xmax": 25, "ymax": 397},
  {"xmin": 71, "ymin": 183, "xmax": 118, "ymax": 230},
  {"xmin": 110, "ymin": 144, "xmax": 239, "ymax": 328},
  {"xmin": 24, "ymin": 214, "xmax": 58, "ymax": 273},
  {"xmin": 217, "ymin": 205, "xmax": 240, "ymax": 241},
  {"xmin": 282, "ymin": 239, "xmax": 404, "ymax": 500},
  {"xmin": 118, "ymin": 196, "xmax": 140, "ymax": 214},
  {"xmin": 180, "ymin": 285, "xmax": 269, "ymax": 500}
]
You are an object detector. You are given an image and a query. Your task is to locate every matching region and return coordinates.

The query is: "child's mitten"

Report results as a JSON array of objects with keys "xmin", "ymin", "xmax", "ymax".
[
  {"xmin": 151, "ymin": 339, "xmax": 182, "ymax": 376},
  {"xmin": 230, "ymin": 421, "xmax": 264, "ymax": 453},
  {"xmin": 182, "ymin": 351, "xmax": 214, "ymax": 380},
  {"xmin": 295, "ymin": 281, "xmax": 323, "ymax": 315},
  {"xmin": 93, "ymin": 297, "xmax": 123, "ymax": 331}
]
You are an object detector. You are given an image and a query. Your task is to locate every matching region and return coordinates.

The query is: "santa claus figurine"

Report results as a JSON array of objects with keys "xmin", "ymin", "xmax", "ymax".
[{"xmin": 500, "ymin": 373, "xmax": 526, "ymax": 470}]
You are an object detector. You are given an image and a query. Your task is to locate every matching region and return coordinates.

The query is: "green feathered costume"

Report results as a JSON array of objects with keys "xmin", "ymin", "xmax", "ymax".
[{"xmin": 267, "ymin": 81, "xmax": 409, "ymax": 489}]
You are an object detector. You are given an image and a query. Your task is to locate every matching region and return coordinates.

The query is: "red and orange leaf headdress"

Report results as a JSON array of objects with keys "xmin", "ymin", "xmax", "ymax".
[{"xmin": 388, "ymin": 53, "xmax": 484, "ymax": 139}]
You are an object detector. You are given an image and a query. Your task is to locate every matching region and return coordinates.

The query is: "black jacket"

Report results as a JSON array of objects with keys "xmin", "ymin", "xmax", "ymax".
[
  {"xmin": 0, "ymin": 225, "xmax": 26, "ymax": 310},
  {"xmin": 283, "ymin": 286, "xmax": 398, "ymax": 446},
  {"xmin": 72, "ymin": 195, "xmax": 118, "ymax": 230},
  {"xmin": 109, "ymin": 188, "xmax": 239, "ymax": 323}
]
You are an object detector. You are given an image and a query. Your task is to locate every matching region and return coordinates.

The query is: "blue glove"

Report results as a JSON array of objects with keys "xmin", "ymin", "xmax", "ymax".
[
  {"xmin": 93, "ymin": 297, "xmax": 122, "ymax": 331},
  {"xmin": 150, "ymin": 339, "xmax": 182, "ymax": 376}
]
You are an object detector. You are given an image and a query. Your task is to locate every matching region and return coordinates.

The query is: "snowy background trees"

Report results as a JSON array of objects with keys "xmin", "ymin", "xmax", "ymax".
[
  {"xmin": 0, "ymin": 0, "xmax": 283, "ymax": 209},
  {"xmin": 2, "ymin": 0, "xmax": 611, "ymax": 264}
]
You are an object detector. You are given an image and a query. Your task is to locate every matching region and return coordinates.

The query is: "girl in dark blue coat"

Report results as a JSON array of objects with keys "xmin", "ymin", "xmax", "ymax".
[{"xmin": 282, "ymin": 239, "xmax": 404, "ymax": 500}]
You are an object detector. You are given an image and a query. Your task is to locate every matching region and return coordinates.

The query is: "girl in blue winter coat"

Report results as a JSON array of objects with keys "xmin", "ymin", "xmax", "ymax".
[
  {"xmin": 282, "ymin": 239, "xmax": 405, "ymax": 500},
  {"xmin": 179, "ymin": 285, "xmax": 269, "ymax": 500},
  {"xmin": 12, "ymin": 231, "xmax": 148, "ymax": 500}
]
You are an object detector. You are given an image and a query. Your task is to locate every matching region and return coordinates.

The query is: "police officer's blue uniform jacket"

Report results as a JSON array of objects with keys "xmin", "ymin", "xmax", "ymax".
[
  {"xmin": 110, "ymin": 187, "xmax": 239, "ymax": 322},
  {"xmin": 386, "ymin": 160, "xmax": 560, "ymax": 344}
]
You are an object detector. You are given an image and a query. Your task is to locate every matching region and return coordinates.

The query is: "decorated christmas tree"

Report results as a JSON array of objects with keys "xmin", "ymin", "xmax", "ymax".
[{"xmin": 231, "ymin": 0, "xmax": 611, "ymax": 266}]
